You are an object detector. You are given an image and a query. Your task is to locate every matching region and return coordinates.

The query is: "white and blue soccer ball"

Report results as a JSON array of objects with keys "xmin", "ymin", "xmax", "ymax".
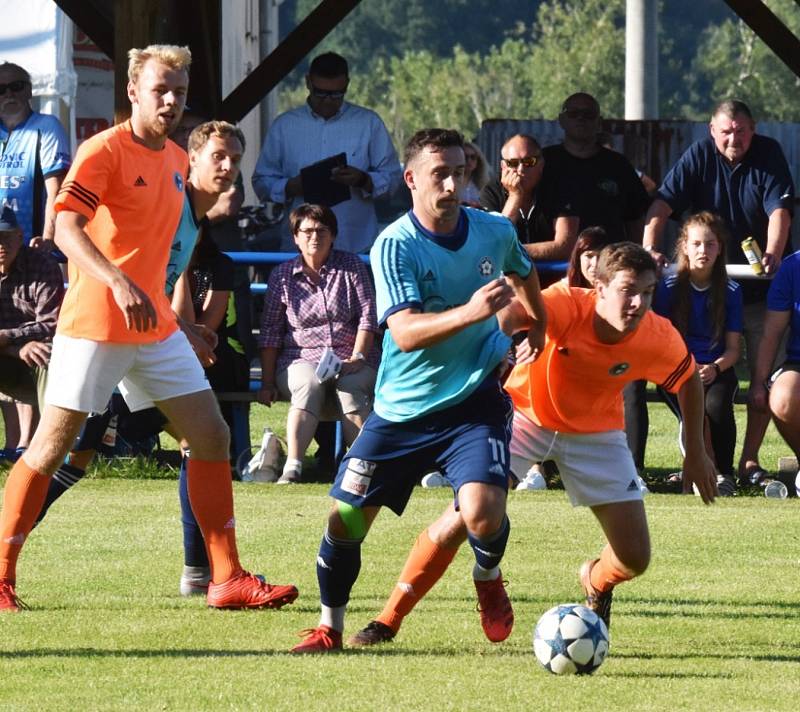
[{"xmin": 533, "ymin": 604, "xmax": 610, "ymax": 675}]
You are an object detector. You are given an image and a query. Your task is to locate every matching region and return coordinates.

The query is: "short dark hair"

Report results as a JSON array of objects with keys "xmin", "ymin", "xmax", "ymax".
[
  {"xmin": 289, "ymin": 203, "xmax": 338, "ymax": 237},
  {"xmin": 560, "ymin": 92, "xmax": 600, "ymax": 114},
  {"xmin": 404, "ymin": 128, "xmax": 464, "ymax": 167},
  {"xmin": 712, "ymin": 100, "xmax": 753, "ymax": 122},
  {"xmin": 308, "ymin": 52, "xmax": 348, "ymax": 79},
  {"xmin": 595, "ymin": 242, "xmax": 656, "ymax": 284}
]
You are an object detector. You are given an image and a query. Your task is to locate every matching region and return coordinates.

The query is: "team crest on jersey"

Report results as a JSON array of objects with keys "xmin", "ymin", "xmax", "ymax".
[
  {"xmin": 478, "ymin": 256, "xmax": 494, "ymax": 276},
  {"xmin": 173, "ymin": 172, "xmax": 184, "ymax": 192},
  {"xmin": 609, "ymin": 362, "xmax": 630, "ymax": 376}
]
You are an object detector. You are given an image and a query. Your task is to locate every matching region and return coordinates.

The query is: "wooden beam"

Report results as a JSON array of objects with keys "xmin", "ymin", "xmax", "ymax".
[
  {"xmin": 219, "ymin": 0, "xmax": 363, "ymax": 122},
  {"xmin": 53, "ymin": 0, "xmax": 114, "ymax": 58},
  {"xmin": 724, "ymin": 0, "xmax": 800, "ymax": 79}
]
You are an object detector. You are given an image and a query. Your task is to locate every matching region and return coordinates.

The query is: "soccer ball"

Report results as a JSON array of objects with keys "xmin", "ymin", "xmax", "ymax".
[{"xmin": 533, "ymin": 604, "xmax": 610, "ymax": 675}]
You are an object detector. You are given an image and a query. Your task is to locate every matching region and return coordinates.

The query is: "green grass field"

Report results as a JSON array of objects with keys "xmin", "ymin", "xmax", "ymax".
[{"xmin": 1, "ymin": 402, "xmax": 799, "ymax": 711}]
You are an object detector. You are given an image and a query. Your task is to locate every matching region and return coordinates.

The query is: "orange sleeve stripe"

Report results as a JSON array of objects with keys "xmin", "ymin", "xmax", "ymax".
[{"xmin": 660, "ymin": 350, "xmax": 693, "ymax": 391}]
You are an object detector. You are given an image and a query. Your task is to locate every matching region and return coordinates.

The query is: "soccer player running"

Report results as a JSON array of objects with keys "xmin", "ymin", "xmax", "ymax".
[
  {"xmin": 290, "ymin": 128, "xmax": 547, "ymax": 653},
  {"xmin": 349, "ymin": 242, "xmax": 717, "ymax": 646},
  {"xmin": 0, "ymin": 45, "xmax": 297, "ymax": 612}
]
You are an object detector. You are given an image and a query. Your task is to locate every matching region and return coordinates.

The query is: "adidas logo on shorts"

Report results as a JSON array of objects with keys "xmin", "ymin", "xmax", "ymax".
[{"xmin": 134, "ymin": 176, "xmax": 147, "ymax": 187}]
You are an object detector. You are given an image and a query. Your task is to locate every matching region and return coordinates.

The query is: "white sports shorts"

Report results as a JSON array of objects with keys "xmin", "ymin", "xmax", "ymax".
[
  {"xmin": 45, "ymin": 330, "xmax": 210, "ymax": 413},
  {"xmin": 510, "ymin": 409, "xmax": 643, "ymax": 507}
]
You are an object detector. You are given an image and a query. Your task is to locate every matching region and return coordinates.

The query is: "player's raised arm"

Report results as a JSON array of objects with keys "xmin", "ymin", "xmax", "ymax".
[{"xmin": 55, "ymin": 210, "xmax": 156, "ymax": 332}]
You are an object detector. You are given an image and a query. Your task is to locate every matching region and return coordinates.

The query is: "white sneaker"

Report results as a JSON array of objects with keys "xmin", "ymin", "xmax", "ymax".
[
  {"xmin": 515, "ymin": 469, "xmax": 547, "ymax": 491},
  {"xmin": 421, "ymin": 471, "xmax": 448, "ymax": 488}
]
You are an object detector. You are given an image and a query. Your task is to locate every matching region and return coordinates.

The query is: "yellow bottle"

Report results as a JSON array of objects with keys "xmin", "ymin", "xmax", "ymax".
[{"xmin": 741, "ymin": 237, "xmax": 764, "ymax": 275}]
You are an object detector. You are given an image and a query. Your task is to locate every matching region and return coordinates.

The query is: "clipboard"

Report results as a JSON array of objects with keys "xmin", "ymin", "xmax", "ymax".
[{"xmin": 300, "ymin": 152, "xmax": 350, "ymax": 207}]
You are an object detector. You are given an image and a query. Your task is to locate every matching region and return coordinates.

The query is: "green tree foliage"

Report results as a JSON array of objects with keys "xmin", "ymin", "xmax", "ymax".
[
  {"xmin": 293, "ymin": 0, "xmax": 537, "ymax": 73},
  {"xmin": 690, "ymin": 0, "xmax": 800, "ymax": 121},
  {"xmin": 281, "ymin": 0, "xmax": 627, "ymax": 146},
  {"xmin": 278, "ymin": 0, "xmax": 800, "ymax": 149}
]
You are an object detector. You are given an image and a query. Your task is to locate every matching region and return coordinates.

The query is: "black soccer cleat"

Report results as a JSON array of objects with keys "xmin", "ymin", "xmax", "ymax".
[
  {"xmin": 347, "ymin": 620, "xmax": 396, "ymax": 647},
  {"xmin": 579, "ymin": 559, "xmax": 613, "ymax": 630}
]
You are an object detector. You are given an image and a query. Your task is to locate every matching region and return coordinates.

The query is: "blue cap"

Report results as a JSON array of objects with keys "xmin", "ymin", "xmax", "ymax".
[{"xmin": 0, "ymin": 206, "xmax": 19, "ymax": 231}]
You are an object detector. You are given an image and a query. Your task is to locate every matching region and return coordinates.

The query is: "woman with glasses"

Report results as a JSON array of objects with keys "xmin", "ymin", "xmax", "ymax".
[{"xmin": 257, "ymin": 203, "xmax": 379, "ymax": 483}]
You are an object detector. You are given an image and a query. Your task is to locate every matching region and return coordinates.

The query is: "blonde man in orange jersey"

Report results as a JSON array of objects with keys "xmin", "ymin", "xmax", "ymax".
[
  {"xmin": 0, "ymin": 45, "xmax": 298, "ymax": 613},
  {"xmin": 348, "ymin": 242, "xmax": 717, "ymax": 646}
]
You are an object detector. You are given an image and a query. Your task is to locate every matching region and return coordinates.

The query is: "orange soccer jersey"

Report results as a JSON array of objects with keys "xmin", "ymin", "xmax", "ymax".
[
  {"xmin": 505, "ymin": 281, "xmax": 695, "ymax": 434},
  {"xmin": 53, "ymin": 121, "xmax": 187, "ymax": 343}
]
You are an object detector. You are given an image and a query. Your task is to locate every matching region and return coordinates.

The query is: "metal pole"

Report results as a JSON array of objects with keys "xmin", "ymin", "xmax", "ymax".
[{"xmin": 625, "ymin": 0, "xmax": 659, "ymax": 119}]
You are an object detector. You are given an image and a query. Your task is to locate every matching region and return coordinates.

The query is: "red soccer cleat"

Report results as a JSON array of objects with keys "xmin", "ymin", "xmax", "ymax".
[
  {"xmin": 474, "ymin": 573, "xmax": 514, "ymax": 642},
  {"xmin": 0, "ymin": 580, "xmax": 26, "ymax": 613},
  {"xmin": 290, "ymin": 625, "xmax": 343, "ymax": 654},
  {"xmin": 206, "ymin": 570, "xmax": 298, "ymax": 610}
]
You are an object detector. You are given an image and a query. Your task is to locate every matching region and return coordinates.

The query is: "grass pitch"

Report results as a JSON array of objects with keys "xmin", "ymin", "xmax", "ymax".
[{"xmin": 1, "ymin": 402, "xmax": 799, "ymax": 711}]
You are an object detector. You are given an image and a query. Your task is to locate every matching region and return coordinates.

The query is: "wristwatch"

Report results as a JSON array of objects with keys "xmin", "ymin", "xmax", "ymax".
[{"xmin": 353, "ymin": 352, "xmax": 366, "ymax": 362}]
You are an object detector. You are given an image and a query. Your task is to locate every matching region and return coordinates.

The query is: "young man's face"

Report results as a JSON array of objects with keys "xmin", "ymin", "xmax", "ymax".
[
  {"xmin": 595, "ymin": 268, "xmax": 656, "ymax": 335},
  {"xmin": 128, "ymin": 59, "xmax": 188, "ymax": 140},
  {"xmin": 405, "ymin": 145, "xmax": 465, "ymax": 226},
  {"xmin": 189, "ymin": 134, "xmax": 243, "ymax": 196}
]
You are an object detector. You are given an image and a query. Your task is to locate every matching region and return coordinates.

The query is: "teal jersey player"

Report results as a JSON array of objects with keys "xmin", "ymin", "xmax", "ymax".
[
  {"xmin": 371, "ymin": 206, "xmax": 533, "ymax": 421},
  {"xmin": 165, "ymin": 189, "xmax": 204, "ymax": 295}
]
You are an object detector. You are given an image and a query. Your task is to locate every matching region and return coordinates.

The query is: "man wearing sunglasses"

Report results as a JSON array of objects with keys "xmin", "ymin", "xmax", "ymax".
[
  {"xmin": 543, "ymin": 93, "xmax": 650, "ymax": 243},
  {"xmin": 480, "ymin": 133, "xmax": 577, "ymax": 268},
  {"xmin": 0, "ymin": 63, "xmax": 71, "ymax": 251},
  {"xmin": 253, "ymin": 52, "xmax": 402, "ymax": 254}
]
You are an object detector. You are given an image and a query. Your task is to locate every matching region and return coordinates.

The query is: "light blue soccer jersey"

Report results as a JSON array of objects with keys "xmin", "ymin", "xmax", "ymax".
[
  {"xmin": 370, "ymin": 207, "xmax": 533, "ymax": 422},
  {"xmin": 165, "ymin": 189, "xmax": 202, "ymax": 295},
  {"xmin": 0, "ymin": 112, "xmax": 71, "ymax": 243}
]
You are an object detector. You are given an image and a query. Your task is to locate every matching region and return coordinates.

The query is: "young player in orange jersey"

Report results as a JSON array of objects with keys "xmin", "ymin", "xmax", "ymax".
[
  {"xmin": 0, "ymin": 45, "xmax": 297, "ymax": 613},
  {"xmin": 348, "ymin": 242, "xmax": 717, "ymax": 645}
]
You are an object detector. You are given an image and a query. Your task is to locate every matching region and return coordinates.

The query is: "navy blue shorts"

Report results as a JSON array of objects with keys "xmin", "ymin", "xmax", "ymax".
[{"xmin": 330, "ymin": 378, "xmax": 513, "ymax": 515}]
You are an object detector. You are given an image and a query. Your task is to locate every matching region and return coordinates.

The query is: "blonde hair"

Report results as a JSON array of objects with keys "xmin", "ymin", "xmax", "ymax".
[
  {"xmin": 127, "ymin": 45, "xmax": 192, "ymax": 83},
  {"xmin": 188, "ymin": 120, "xmax": 246, "ymax": 154}
]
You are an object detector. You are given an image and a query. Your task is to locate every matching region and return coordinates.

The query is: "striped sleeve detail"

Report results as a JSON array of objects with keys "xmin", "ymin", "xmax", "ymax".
[
  {"xmin": 660, "ymin": 350, "xmax": 693, "ymax": 391},
  {"xmin": 380, "ymin": 236, "xmax": 410, "ymax": 306},
  {"xmin": 59, "ymin": 179, "xmax": 100, "ymax": 213}
]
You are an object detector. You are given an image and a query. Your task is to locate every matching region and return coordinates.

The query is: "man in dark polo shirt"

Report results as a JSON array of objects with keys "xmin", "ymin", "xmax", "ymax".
[
  {"xmin": 480, "ymin": 134, "xmax": 577, "ymax": 271},
  {"xmin": 643, "ymin": 99, "xmax": 795, "ymax": 485}
]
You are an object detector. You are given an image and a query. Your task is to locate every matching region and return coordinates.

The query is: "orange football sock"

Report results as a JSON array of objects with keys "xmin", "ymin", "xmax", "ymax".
[
  {"xmin": 187, "ymin": 459, "xmax": 241, "ymax": 584},
  {"xmin": 590, "ymin": 546, "xmax": 633, "ymax": 593},
  {"xmin": 0, "ymin": 458, "xmax": 51, "ymax": 582},
  {"xmin": 377, "ymin": 528, "xmax": 459, "ymax": 633}
]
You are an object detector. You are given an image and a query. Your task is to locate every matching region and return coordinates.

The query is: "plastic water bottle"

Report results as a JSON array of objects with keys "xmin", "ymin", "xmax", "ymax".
[
  {"xmin": 795, "ymin": 470, "xmax": 800, "ymax": 498},
  {"xmin": 764, "ymin": 480, "xmax": 788, "ymax": 499}
]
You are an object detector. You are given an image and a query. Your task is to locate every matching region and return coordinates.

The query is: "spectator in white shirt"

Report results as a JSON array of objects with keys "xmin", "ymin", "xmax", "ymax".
[{"xmin": 252, "ymin": 52, "xmax": 402, "ymax": 254}]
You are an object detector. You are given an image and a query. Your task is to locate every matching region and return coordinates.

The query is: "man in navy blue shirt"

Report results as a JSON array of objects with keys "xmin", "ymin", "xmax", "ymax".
[{"xmin": 643, "ymin": 100, "xmax": 795, "ymax": 486}]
